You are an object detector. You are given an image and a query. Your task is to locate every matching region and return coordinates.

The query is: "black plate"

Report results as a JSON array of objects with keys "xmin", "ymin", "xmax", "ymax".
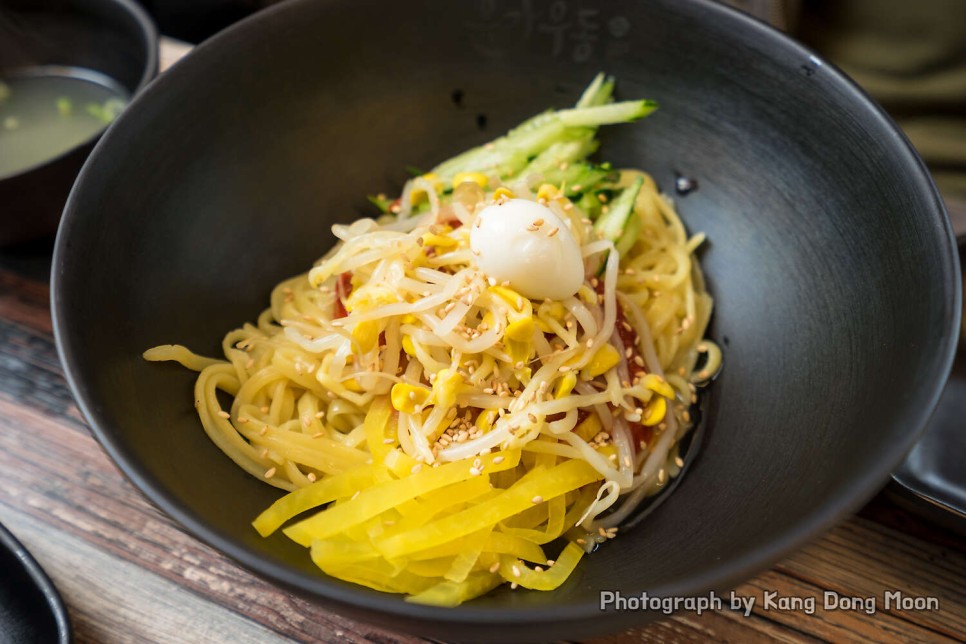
[
  {"xmin": 0, "ymin": 522, "xmax": 70, "ymax": 644},
  {"xmin": 890, "ymin": 236, "xmax": 966, "ymax": 533}
]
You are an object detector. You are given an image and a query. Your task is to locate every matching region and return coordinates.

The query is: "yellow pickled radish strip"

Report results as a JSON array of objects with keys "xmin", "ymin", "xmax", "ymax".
[
  {"xmin": 394, "ymin": 476, "xmax": 493, "ymax": 532},
  {"xmin": 444, "ymin": 527, "xmax": 493, "ymax": 583},
  {"xmin": 403, "ymin": 518, "xmax": 544, "ymax": 563},
  {"xmin": 405, "ymin": 571, "xmax": 504, "ymax": 607},
  {"xmin": 309, "ymin": 537, "xmax": 380, "ymax": 566},
  {"xmin": 498, "ymin": 541, "xmax": 584, "ymax": 591},
  {"xmin": 500, "ymin": 493, "xmax": 566, "ymax": 545},
  {"xmin": 311, "ymin": 551, "xmax": 437, "ymax": 595},
  {"xmin": 284, "ymin": 450, "xmax": 522, "ymax": 546},
  {"xmin": 375, "ymin": 459, "xmax": 601, "ymax": 560},
  {"xmin": 383, "ymin": 447, "xmax": 420, "ymax": 478},
  {"xmin": 252, "ymin": 464, "xmax": 384, "ymax": 536},
  {"xmin": 406, "ymin": 557, "xmax": 459, "ymax": 578},
  {"xmin": 363, "ymin": 396, "xmax": 394, "ymax": 462},
  {"xmin": 485, "ymin": 532, "xmax": 549, "ymax": 564}
]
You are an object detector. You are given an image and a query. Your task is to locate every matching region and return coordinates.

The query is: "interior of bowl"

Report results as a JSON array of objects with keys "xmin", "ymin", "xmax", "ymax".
[{"xmin": 52, "ymin": 0, "xmax": 960, "ymax": 640}]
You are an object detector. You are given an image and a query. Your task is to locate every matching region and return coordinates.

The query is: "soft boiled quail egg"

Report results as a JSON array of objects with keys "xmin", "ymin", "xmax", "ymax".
[{"xmin": 470, "ymin": 198, "xmax": 585, "ymax": 301}]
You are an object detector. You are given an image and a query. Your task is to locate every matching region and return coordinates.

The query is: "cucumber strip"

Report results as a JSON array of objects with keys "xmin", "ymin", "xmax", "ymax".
[
  {"xmin": 553, "ymin": 164, "xmax": 609, "ymax": 196},
  {"xmin": 430, "ymin": 80, "xmax": 656, "ymax": 184},
  {"xmin": 431, "ymin": 119, "xmax": 566, "ymax": 183},
  {"xmin": 594, "ymin": 175, "xmax": 644, "ymax": 242},
  {"xmin": 521, "ymin": 133, "xmax": 598, "ymax": 176},
  {"xmin": 615, "ymin": 209, "xmax": 642, "ymax": 256},
  {"xmin": 575, "ymin": 73, "xmax": 615, "ymax": 108},
  {"xmin": 367, "ymin": 194, "xmax": 393, "ymax": 213},
  {"xmin": 557, "ymin": 100, "xmax": 658, "ymax": 128}
]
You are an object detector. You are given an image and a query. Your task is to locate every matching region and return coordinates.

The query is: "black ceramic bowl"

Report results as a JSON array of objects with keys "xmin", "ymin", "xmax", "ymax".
[
  {"xmin": 0, "ymin": 522, "xmax": 70, "ymax": 644},
  {"xmin": 51, "ymin": 0, "xmax": 961, "ymax": 640},
  {"xmin": 0, "ymin": 0, "xmax": 157, "ymax": 246}
]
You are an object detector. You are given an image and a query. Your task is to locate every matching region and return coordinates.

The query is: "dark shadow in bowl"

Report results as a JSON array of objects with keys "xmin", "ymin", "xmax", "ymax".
[{"xmin": 51, "ymin": 0, "xmax": 961, "ymax": 640}]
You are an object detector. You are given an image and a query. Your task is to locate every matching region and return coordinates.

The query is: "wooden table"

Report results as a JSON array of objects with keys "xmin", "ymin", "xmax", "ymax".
[{"xmin": 1, "ymin": 39, "xmax": 964, "ymax": 644}]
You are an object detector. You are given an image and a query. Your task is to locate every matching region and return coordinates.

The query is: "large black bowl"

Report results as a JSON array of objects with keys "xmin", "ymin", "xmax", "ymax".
[{"xmin": 51, "ymin": 0, "xmax": 961, "ymax": 640}]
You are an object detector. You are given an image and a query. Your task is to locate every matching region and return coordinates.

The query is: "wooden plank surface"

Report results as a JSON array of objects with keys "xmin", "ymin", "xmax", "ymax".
[{"xmin": 0, "ymin": 38, "xmax": 962, "ymax": 644}]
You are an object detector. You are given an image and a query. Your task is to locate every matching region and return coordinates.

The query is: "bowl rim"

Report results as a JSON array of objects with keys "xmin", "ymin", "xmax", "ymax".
[
  {"xmin": 51, "ymin": 0, "xmax": 962, "ymax": 630},
  {"xmin": 0, "ymin": 0, "xmax": 158, "ymax": 183},
  {"xmin": 0, "ymin": 521, "xmax": 72, "ymax": 644}
]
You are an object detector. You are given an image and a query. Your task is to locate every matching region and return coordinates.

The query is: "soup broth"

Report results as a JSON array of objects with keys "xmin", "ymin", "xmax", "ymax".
[{"xmin": 0, "ymin": 67, "xmax": 129, "ymax": 177}]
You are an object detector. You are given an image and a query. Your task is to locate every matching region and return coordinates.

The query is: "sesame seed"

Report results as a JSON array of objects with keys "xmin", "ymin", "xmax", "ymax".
[
  {"xmin": 658, "ymin": 468, "xmax": 667, "ymax": 484},
  {"xmin": 261, "ymin": 406, "xmax": 270, "ymax": 413},
  {"xmin": 312, "ymin": 432, "xmax": 324, "ymax": 438},
  {"xmin": 307, "ymin": 473, "xmax": 317, "ymax": 482},
  {"xmin": 489, "ymin": 562, "xmax": 501, "ymax": 573},
  {"xmin": 411, "ymin": 463, "xmax": 423, "ymax": 474},
  {"xmin": 315, "ymin": 411, "xmax": 326, "ymax": 419},
  {"xmin": 469, "ymin": 467, "xmax": 482, "ymax": 476},
  {"xmin": 531, "ymin": 495, "xmax": 543, "ymax": 504},
  {"xmin": 675, "ymin": 456, "xmax": 684, "ymax": 468},
  {"xmin": 383, "ymin": 437, "xmax": 394, "ymax": 444},
  {"xmin": 264, "ymin": 467, "xmax": 277, "ymax": 478},
  {"xmin": 528, "ymin": 413, "xmax": 537, "ymax": 423},
  {"xmin": 493, "ymin": 456, "xmax": 505, "ymax": 464},
  {"xmin": 217, "ymin": 411, "xmax": 231, "ymax": 419},
  {"xmin": 511, "ymin": 565, "xmax": 521, "ymax": 578},
  {"xmin": 259, "ymin": 427, "xmax": 268, "ymax": 436},
  {"xmin": 576, "ymin": 538, "xmax": 586, "ymax": 545},
  {"xmin": 510, "ymin": 582, "xmax": 519, "ymax": 590}
]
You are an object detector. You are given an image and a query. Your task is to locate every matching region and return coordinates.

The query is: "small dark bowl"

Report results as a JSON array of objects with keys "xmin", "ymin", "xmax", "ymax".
[
  {"xmin": 51, "ymin": 0, "xmax": 961, "ymax": 640},
  {"xmin": 0, "ymin": 522, "xmax": 70, "ymax": 644},
  {"xmin": 0, "ymin": 0, "xmax": 157, "ymax": 247}
]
